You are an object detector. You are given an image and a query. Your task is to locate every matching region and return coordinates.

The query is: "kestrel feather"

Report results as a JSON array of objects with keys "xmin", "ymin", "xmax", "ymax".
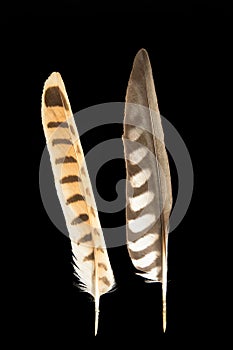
[
  {"xmin": 122, "ymin": 49, "xmax": 172, "ymax": 331},
  {"xmin": 41, "ymin": 72, "xmax": 115, "ymax": 335}
]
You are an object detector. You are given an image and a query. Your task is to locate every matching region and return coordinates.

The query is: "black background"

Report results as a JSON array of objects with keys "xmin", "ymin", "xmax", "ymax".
[{"xmin": 4, "ymin": 2, "xmax": 231, "ymax": 346}]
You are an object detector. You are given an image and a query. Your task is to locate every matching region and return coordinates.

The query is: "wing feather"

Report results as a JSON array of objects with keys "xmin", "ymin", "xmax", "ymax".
[
  {"xmin": 41, "ymin": 72, "xmax": 115, "ymax": 335},
  {"xmin": 123, "ymin": 49, "xmax": 172, "ymax": 331}
]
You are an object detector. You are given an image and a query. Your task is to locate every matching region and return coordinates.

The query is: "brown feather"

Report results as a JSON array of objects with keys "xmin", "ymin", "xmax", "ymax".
[{"xmin": 123, "ymin": 49, "xmax": 172, "ymax": 331}]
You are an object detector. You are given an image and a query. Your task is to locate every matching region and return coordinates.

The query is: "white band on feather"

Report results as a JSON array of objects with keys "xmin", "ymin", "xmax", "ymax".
[
  {"xmin": 128, "ymin": 233, "xmax": 159, "ymax": 252},
  {"xmin": 128, "ymin": 214, "xmax": 155, "ymax": 233},
  {"xmin": 130, "ymin": 168, "xmax": 151, "ymax": 188},
  {"xmin": 133, "ymin": 251, "xmax": 158, "ymax": 269},
  {"xmin": 128, "ymin": 146, "xmax": 148, "ymax": 164},
  {"xmin": 129, "ymin": 191, "xmax": 154, "ymax": 212}
]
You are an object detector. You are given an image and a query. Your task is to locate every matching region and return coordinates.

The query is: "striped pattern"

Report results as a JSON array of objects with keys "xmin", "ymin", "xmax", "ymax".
[
  {"xmin": 123, "ymin": 49, "xmax": 172, "ymax": 331},
  {"xmin": 41, "ymin": 72, "xmax": 115, "ymax": 335}
]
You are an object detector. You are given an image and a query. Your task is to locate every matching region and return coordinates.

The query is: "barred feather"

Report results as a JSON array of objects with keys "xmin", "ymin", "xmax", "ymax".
[
  {"xmin": 122, "ymin": 49, "xmax": 172, "ymax": 331},
  {"xmin": 41, "ymin": 72, "xmax": 115, "ymax": 335}
]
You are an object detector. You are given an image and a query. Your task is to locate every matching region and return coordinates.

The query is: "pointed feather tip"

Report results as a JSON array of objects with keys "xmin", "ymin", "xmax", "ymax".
[
  {"xmin": 134, "ymin": 48, "xmax": 150, "ymax": 63},
  {"xmin": 43, "ymin": 72, "xmax": 63, "ymax": 88},
  {"xmin": 129, "ymin": 48, "xmax": 152, "ymax": 83},
  {"xmin": 41, "ymin": 71, "xmax": 70, "ymax": 111}
]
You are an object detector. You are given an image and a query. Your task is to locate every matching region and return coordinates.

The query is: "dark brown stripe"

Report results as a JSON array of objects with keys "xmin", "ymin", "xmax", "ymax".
[
  {"xmin": 47, "ymin": 121, "xmax": 68, "ymax": 128},
  {"xmin": 125, "ymin": 126, "xmax": 156, "ymax": 154},
  {"xmin": 124, "ymin": 124, "xmax": 132, "ymax": 139},
  {"xmin": 99, "ymin": 276, "xmax": 111, "ymax": 286},
  {"xmin": 66, "ymin": 194, "xmax": 85, "ymax": 204},
  {"xmin": 71, "ymin": 214, "xmax": 89, "ymax": 225},
  {"xmin": 126, "ymin": 160, "xmax": 142, "ymax": 178},
  {"xmin": 52, "ymin": 138, "xmax": 72, "ymax": 146},
  {"xmin": 78, "ymin": 233, "xmax": 92, "ymax": 243},
  {"xmin": 132, "ymin": 182, "xmax": 148, "ymax": 198},
  {"xmin": 127, "ymin": 204, "xmax": 144, "ymax": 221},
  {"xmin": 86, "ymin": 188, "xmax": 91, "ymax": 196},
  {"xmin": 60, "ymin": 175, "xmax": 81, "ymax": 184},
  {"xmin": 136, "ymin": 130, "xmax": 158, "ymax": 154},
  {"xmin": 128, "ymin": 242, "xmax": 155, "ymax": 260},
  {"xmin": 98, "ymin": 263, "xmax": 107, "ymax": 271},
  {"xmin": 125, "ymin": 124, "xmax": 142, "ymax": 140},
  {"xmin": 70, "ymin": 124, "xmax": 75, "ymax": 135},
  {"xmin": 97, "ymin": 248, "xmax": 104, "ymax": 253},
  {"xmin": 55, "ymin": 156, "xmax": 77, "ymax": 164},
  {"xmin": 44, "ymin": 86, "xmax": 69, "ymax": 110},
  {"xmin": 93, "ymin": 229, "xmax": 100, "ymax": 236},
  {"xmin": 126, "ymin": 182, "xmax": 148, "ymax": 221},
  {"xmin": 83, "ymin": 251, "xmax": 94, "ymax": 262},
  {"xmin": 90, "ymin": 207, "xmax": 96, "ymax": 217}
]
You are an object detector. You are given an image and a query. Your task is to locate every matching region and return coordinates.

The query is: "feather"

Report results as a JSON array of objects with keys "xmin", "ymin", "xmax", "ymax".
[
  {"xmin": 122, "ymin": 49, "xmax": 172, "ymax": 331},
  {"xmin": 41, "ymin": 72, "xmax": 115, "ymax": 335}
]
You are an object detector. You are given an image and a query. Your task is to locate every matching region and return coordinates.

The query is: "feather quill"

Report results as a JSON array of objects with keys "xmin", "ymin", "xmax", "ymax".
[
  {"xmin": 122, "ymin": 49, "xmax": 172, "ymax": 331},
  {"xmin": 41, "ymin": 72, "xmax": 115, "ymax": 335}
]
